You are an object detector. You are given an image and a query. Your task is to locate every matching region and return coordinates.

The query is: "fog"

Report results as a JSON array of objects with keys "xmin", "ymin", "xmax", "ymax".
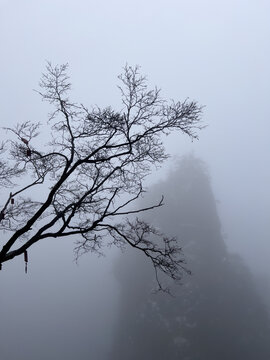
[{"xmin": 1, "ymin": 1, "xmax": 270, "ymax": 359}]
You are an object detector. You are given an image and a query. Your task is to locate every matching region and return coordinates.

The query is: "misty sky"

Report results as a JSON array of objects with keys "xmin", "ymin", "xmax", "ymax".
[
  {"xmin": 1, "ymin": 0, "xmax": 269, "ymax": 271},
  {"xmin": 0, "ymin": 1, "xmax": 270, "ymax": 358}
]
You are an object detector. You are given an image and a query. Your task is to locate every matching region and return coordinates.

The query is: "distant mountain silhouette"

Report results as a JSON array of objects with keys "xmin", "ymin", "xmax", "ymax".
[{"xmin": 110, "ymin": 155, "xmax": 270, "ymax": 360}]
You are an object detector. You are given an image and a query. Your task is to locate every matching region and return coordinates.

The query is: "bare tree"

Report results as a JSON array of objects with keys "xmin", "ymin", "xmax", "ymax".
[{"xmin": 0, "ymin": 63, "xmax": 203, "ymax": 288}]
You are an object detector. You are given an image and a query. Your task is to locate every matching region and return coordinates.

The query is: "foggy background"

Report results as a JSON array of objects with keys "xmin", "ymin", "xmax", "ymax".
[{"xmin": 0, "ymin": 1, "xmax": 270, "ymax": 359}]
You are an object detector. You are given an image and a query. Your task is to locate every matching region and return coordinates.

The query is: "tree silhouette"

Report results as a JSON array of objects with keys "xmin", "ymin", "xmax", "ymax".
[
  {"xmin": 0, "ymin": 63, "xmax": 202, "ymax": 279},
  {"xmin": 111, "ymin": 155, "xmax": 270, "ymax": 360}
]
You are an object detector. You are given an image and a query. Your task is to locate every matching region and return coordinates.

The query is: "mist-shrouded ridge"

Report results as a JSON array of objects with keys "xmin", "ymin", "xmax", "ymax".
[{"xmin": 110, "ymin": 155, "xmax": 270, "ymax": 360}]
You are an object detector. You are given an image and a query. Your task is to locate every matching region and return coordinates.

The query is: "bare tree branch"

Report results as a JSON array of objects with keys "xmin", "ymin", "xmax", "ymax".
[{"xmin": 0, "ymin": 63, "xmax": 203, "ymax": 288}]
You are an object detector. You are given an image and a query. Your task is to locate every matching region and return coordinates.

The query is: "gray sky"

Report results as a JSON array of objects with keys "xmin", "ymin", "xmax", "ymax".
[
  {"xmin": 1, "ymin": 0, "xmax": 269, "ymax": 269},
  {"xmin": 1, "ymin": 0, "xmax": 270, "ymax": 358}
]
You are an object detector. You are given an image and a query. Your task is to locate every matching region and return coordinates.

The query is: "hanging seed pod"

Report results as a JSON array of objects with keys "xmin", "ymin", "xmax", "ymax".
[
  {"xmin": 11, "ymin": 198, "xmax": 14, "ymax": 205},
  {"xmin": 24, "ymin": 250, "xmax": 28, "ymax": 263},
  {"xmin": 0, "ymin": 212, "xmax": 5, "ymax": 220},
  {"xmin": 26, "ymin": 149, "xmax": 31, "ymax": 157},
  {"xmin": 24, "ymin": 250, "xmax": 28, "ymax": 274}
]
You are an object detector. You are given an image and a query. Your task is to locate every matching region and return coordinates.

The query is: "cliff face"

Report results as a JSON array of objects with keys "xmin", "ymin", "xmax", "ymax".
[{"xmin": 110, "ymin": 156, "xmax": 270, "ymax": 360}]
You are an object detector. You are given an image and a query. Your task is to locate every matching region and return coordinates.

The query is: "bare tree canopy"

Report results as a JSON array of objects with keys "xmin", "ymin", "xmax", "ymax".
[{"xmin": 0, "ymin": 63, "xmax": 203, "ymax": 287}]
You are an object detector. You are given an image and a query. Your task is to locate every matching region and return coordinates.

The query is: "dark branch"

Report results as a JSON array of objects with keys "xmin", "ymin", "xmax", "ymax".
[{"xmin": 0, "ymin": 63, "xmax": 203, "ymax": 289}]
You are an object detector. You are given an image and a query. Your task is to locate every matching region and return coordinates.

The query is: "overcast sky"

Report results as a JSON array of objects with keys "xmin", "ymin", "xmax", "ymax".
[{"xmin": 0, "ymin": 1, "xmax": 270, "ymax": 358}]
